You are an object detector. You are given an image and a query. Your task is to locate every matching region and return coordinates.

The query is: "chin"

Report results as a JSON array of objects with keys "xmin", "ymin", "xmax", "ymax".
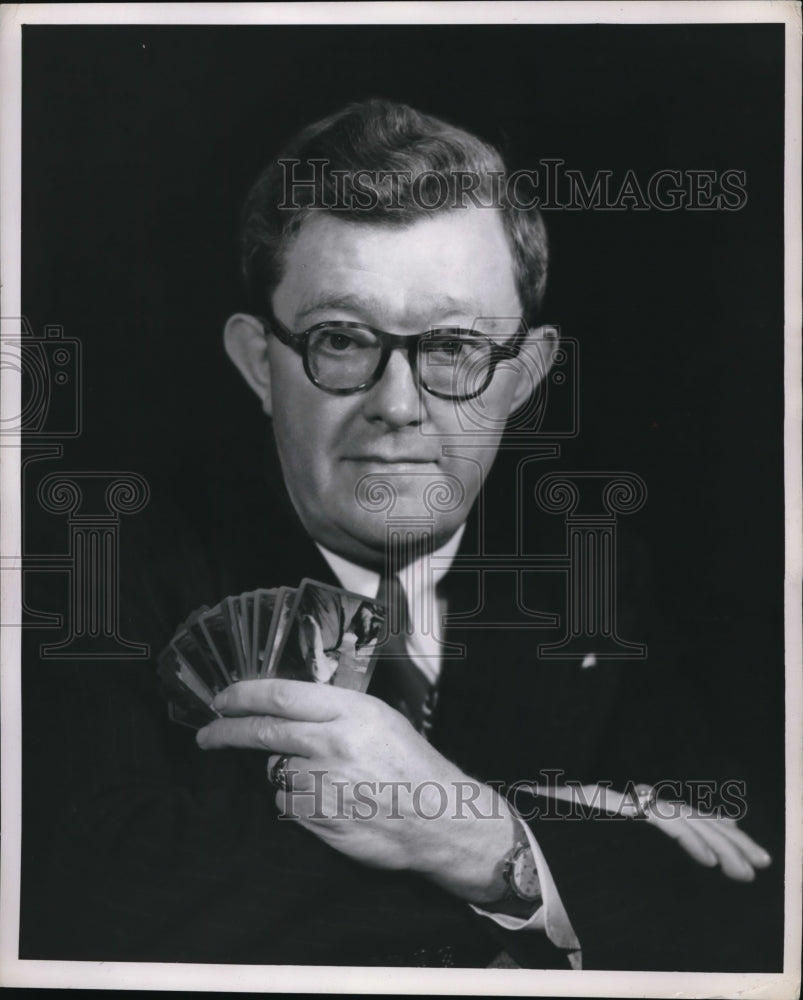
[
  {"xmin": 337, "ymin": 511, "xmax": 465, "ymax": 565},
  {"xmin": 348, "ymin": 472, "xmax": 470, "ymax": 523}
]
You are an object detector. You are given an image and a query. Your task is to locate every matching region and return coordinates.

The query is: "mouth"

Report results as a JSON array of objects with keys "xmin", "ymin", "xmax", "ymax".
[{"xmin": 344, "ymin": 456, "xmax": 439, "ymax": 467}]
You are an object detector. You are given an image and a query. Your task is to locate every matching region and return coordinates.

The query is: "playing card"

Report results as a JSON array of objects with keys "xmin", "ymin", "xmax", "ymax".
[
  {"xmin": 174, "ymin": 655, "xmax": 216, "ymax": 708},
  {"xmin": 223, "ymin": 596, "xmax": 248, "ymax": 680},
  {"xmin": 177, "ymin": 604, "xmax": 210, "ymax": 632},
  {"xmin": 269, "ymin": 579, "xmax": 385, "ymax": 691},
  {"xmin": 199, "ymin": 603, "xmax": 242, "ymax": 684},
  {"xmin": 168, "ymin": 697, "xmax": 217, "ymax": 731},
  {"xmin": 171, "ymin": 627, "xmax": 229, "ymax": 694},
  {"xmin": 156, "ymin": 645, "xmax": 182, "ymax": 699},
  {"xmin": 159, "ymin": 580, "xmax": 380, "ymax": 732},
  {"xmin": 157, "ymin": 644, "xmax": 219, "ymax": 729},
  {"xmin": 251, "ymin": 588, "xmax": 278, "ymax": 678},
  {"xmin": 262, "ymin": 586, "xmax": 296, "ymax": 678},
  {"xmin": 237, "ymin": 592, "xmax": 255, "ymax": 676}
]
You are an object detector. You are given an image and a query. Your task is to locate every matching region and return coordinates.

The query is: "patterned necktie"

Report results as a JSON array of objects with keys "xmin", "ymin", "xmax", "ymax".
[{"xmin": 369, "ymin": 573, "xmax": 438, "ymax": 738}]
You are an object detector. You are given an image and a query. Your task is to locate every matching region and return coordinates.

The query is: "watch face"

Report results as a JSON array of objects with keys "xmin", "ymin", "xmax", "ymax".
[{"xmin": 512, "ymin": 846, "xmax": 541, "ymax": 900}]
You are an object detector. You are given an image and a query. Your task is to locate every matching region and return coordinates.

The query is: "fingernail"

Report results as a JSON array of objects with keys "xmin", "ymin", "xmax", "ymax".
[
  {"xmin": 757, "ymin": 849, "xmax": 772, "ymax": 865},
  {"xmin": 213, "ymin": 691, "xmax": 228, "ymax": 710},
  {"xmin": 196, "ymin": 727, "xmax": 209, "ymax": 747},
  {"xmin": 704, "ymin": 848, "xmax": 718, "ymax": 866}
]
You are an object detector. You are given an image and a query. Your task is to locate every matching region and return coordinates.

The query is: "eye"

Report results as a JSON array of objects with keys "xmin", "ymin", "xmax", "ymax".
[
  {"xmin": 310, "ymin": 325, "xmax": 377, "ymax": 357},
  {"xmin": 323, "ymin": 332, "xmax": 358, "ymax": 352},
  {"xmin": 423, "ymin": 336, "xmax": 486, "ymax": 364}
]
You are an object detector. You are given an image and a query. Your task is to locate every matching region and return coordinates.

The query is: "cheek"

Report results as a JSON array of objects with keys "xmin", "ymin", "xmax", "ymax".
[
  {"xmin": 428, "ymin": 387, "xmax": 512, "ymax": 459},
  {"xmin": 483, "ymin": 368, "xmax": 523, "ymax": 417},
  {"xmin": 270, "ymin": 389, "xmax": 325, "ymax": 490},
  {"xmin": 270, "ymin": 383, "xmax": 355, "ymax": 498}
]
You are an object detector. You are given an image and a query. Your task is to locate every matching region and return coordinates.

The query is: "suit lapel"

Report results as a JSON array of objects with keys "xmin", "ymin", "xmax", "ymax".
[{"xmin": 432, "ymin": 526, "xmax": 626, "ymax": 785}]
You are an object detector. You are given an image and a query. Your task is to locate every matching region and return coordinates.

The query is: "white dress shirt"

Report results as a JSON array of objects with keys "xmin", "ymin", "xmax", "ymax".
[{"xmin": 316, "ymin": 530, "xmax": 582, "ymax": 968}]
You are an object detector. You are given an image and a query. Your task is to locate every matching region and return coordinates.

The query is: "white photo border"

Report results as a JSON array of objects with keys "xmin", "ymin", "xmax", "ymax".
[{"xmin": 1, "ymin": 3, "xmax": 800, "ymax": 996}]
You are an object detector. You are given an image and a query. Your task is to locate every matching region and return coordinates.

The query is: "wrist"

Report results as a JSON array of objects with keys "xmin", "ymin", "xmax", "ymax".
[
  {"xmin": 417, "ymin": 783, "xmax": 519, "ymax": 904},
  {"xmin": 481, "ymin": 837, "xmax": 543, "ymax": 917}
]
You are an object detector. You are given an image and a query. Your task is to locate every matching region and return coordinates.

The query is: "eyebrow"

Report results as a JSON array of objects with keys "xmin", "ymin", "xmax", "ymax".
[
  {"xmin": 295, "ymin": 293, "xmax": 377, "ymax": 323},
  {"xmin": 294, "ymin": 292, "xmax": 488, "ymax": 327}
]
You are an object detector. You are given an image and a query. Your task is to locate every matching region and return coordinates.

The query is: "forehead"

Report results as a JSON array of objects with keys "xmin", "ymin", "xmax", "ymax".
[{"xmin": 273, "ymin": 207, "xmax": 521, "ymax": 328}]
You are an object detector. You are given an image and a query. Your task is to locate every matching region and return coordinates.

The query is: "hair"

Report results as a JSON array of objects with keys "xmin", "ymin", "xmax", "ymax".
[
  {"xmin": 240, "ymin": 98, "xmax": 548, "ymax": 327},
  {"xmin": 348, "ymin": 600, "xmax": 383, "ymax": 649}
]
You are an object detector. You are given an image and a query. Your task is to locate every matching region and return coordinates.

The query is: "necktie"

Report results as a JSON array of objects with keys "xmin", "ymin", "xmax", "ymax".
[{"xmin": 369, "ymin": 573, "xmax": 438, "ymax": 737}]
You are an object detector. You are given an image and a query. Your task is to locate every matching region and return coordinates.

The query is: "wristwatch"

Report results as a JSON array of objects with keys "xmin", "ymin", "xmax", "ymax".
[{"xmin": 486, "ymin": 838, "xmax": 542, "ymax": 917}]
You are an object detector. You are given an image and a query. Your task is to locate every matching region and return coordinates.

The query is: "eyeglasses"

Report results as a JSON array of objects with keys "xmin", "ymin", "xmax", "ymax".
[{"xmin": 259, "ymin": 312, "xmax": 528, "ymax": 402}]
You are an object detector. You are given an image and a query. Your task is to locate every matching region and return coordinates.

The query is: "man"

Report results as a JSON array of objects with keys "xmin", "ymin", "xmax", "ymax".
[
  {"xmin": 210, "ymin": 99, "xmax": 770, "ymax": 965},
  {"xmin": 20, "ymin": 98, "xmax": 772, "ymax": 971}
]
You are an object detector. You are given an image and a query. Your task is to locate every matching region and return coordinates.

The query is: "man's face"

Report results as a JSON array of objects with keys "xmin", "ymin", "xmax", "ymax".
[{"xmin": 237, "ymin": 206, "xmax": 538, "ymax": 567}]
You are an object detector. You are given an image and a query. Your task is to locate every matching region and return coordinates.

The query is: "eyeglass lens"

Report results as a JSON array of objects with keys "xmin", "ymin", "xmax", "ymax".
[{"xmin": 306, "ymin": 326, "xmax": 495, "ymax": 397}]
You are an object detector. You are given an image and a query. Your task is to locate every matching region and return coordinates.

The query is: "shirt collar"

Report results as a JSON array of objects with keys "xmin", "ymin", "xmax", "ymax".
[{"xmin": 316, "ymin": 524, "xmax": 465, "ymax": 600}]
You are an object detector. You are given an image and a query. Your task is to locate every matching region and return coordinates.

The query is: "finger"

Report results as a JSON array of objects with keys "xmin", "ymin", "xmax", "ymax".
[
  {"xmin": 692, "ymin": 818, "xmax": 772, "ymax": 868},
  {"xmin": 679, "ymin": 820, "xmax": 755, "ymax": 881},
  {"xmin": 686, "ymin": 820, "xmax": 762, "ymax": 880},
  {"xmin": 274, "ymin": 787, "xmax": 323, "ymax": 823},
  {"xmin": 213, "ymin": 679, "xmax": 350, "ymax": 721},
  {"xmin": 196, "ymin": 714, "xmax": 320, "ymax": 753},
  {"xmin": 650, "ymin": 816, "xmax": 719, "ymax": 868}
]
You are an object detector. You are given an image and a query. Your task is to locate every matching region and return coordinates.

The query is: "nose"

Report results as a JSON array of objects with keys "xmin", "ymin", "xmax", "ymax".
[{"xmin": 361, "ymin": 345, "xmax": 422, "ymax": 427}]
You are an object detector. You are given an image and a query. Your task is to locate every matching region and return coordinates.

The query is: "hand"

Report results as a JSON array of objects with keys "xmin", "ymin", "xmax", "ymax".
[
  {"xmin": 532, "ymin": 782, "xmax": 772, "ymax": 882},
  {"xmin": 196, "ymin": 679, "xmax": 518, "ymax": 905},
  {"xmin": 643, "ymin": 799, "xmax": 772, "ymax": 882}
]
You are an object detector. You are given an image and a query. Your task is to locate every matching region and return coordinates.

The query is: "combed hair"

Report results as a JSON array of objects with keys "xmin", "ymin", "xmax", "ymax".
[{"xmin": 241, "ymin": 99, "xmax": 548, "ymax": 326}]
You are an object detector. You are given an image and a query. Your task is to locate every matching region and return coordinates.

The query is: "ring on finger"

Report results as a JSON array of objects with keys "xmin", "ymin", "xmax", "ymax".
[
  {"xmin": 267, "ymin": 753, "xmax": 293, "ymax": 791},
  {"xmin": 632, "ymin": 783, "xmax": 657, "ymax": 819}
]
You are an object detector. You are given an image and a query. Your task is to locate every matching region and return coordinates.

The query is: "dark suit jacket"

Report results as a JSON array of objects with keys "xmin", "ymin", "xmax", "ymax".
[{"xmin": 18, "ymin": 451, "xmax": 783, "ymax": 971}]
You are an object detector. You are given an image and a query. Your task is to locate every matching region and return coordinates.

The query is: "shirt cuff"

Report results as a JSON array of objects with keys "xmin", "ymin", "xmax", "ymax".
[{"xmin": 470, "ymin": 816, "xmax": 582, "ymax": 959}]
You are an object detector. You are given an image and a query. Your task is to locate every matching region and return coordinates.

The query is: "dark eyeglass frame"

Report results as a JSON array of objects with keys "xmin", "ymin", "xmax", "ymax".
[{"xmin": 258, "ymin": 312, "xmax": 528, "ymax": 401}]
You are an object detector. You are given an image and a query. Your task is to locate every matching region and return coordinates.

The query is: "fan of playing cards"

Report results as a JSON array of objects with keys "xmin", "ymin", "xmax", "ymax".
[{"xmin": 158, "ymin": 579, "xmax": 387, "ymax": 729}]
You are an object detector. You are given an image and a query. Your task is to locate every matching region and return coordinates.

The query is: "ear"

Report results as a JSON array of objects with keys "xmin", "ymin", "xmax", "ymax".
[
  {"xmin": 223, "ymin": 313, "xmax": 273, "ymax": 415},
  {"xmin": 509, "ymin": 324, "xmax": 559, "ymax": 414}
]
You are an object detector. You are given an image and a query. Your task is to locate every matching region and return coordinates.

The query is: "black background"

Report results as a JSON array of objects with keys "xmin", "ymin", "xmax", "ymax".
[{"xmin": 21, "ymin": 22, "xmax": 785, "ymax": 859}]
